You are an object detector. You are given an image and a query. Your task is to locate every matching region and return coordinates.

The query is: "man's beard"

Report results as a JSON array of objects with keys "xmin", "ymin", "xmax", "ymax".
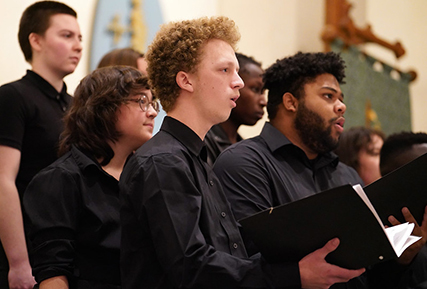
[{"xmin": 294, "ymin": 100, "xmax": 340, "ymax": 155}]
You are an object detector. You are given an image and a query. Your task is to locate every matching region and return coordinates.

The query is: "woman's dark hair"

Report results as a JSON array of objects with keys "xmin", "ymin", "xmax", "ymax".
[
  {"xmin": 334, "ymin": 126, "xmax": 385, "ymax": 171},
  {"xmin": 59, "ymin": 66, "xmax": 150, "ymax": 165},
  {"xmin": 97, "ymin": 48, "xmax": 144, "ymax": 69},
  {"xmin": 264, "ymin": 51, "xmax": 346, "ymax": 120}
]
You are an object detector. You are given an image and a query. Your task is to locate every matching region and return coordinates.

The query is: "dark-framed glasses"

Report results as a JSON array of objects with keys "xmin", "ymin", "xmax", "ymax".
[{"xmin": 126, "ymin": 94, "xmax": 160, "ymax": 112}]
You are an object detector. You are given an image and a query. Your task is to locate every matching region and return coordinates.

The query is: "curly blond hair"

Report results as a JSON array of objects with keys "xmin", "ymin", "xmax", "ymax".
[{"xmin": 145, "ymin": 16, "xmax": 240, "ymax": 112}]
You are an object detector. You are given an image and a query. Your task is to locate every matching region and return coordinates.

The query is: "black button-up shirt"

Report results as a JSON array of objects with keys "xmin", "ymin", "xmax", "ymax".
[
  {"xmin": 23, "ymin": 146, "xmax": 121, "ymax": 287},
  {"xmin": 214, "ymin": 122, "xmax": 368, "ymax": 289},
  {"xmin": 214, "ymin": 122, "xmax": 364, "ymax": 225},
  {"xmin": 120, "ymin": 116, "xmax": 300, "ymax": 289},
  {"xmin": 205, "ymin": 124, "xmax": 243, "ymax": 166}
]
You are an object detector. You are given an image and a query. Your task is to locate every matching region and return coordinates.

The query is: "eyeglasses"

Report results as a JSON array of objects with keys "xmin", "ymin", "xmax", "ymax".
[{"xmin": 125, "ymin": 94, "xmax": 160, "ymax": 112}]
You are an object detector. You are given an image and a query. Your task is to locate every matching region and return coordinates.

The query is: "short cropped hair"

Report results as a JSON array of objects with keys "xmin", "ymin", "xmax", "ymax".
[
  {"xmin": 19, "ymin": 1, "xmax": 77, "ymax": 62},
  {"xmin": 380, "ymin": 131, "xmax": 427, "ymax": 176},
  {"xmin": 97, "ymin": 48, "xmax": 144, "ymax": 69},
  {"xmin": 236, "ymin": 52, "xmax": 262, "ymax": 74},
  {"xmin": 59, "ymin": 66, "xmax": 150, "ymax": 165},
  {"xmin": 145, "ymin": 16, "xmax": 240, "ymax": 112},
  {"xmin": 334, "ymin": 126, "xmax": 385, "ymax": 171},
  {"xmin": 264, "ymin": 51, "xmax": 346, "ymax": 120}
]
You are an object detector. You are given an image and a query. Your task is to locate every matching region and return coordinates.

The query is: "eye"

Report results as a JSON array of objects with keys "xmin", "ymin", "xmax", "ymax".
[
  {"xmin": 251, "ymin": 87, "xmax": 263, "ymax": 94},
  {"xmin": 324, "ymin": 93, "xmax": 333, "ymax": 99},
  {"xmin": 222, "ymin": 68, "xmax": 228, "ymax": 73}
]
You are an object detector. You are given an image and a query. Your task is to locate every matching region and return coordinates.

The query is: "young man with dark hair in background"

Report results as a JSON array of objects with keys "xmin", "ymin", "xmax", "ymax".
[{"xmin": 0, "ymin": 2, "xmax": 82, "ymax": 288}]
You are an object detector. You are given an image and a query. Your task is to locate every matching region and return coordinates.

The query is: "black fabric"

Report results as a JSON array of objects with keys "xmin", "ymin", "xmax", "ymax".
[
  {"xmin": 119, "ymin": 116, "xmax": 301, "ymax": 289},
  {"xmin": 0, "ymin": 70, "xmax": 71, "ymax": 287},
  {"xmin": 204, "ymin": 124, "xmax": 242, "ymax": 166},
  {"xmin": 0, "ymin": 70, "xmax": 71, "ymax": 197},
  {"xmin": 214, "ymin": 122, "xmax": 368, "ymax": 289},
  {"xmin": 23, "ymin": 146, "xmax": 121, "ymax": 287},
  {"xmin": 214, "ymin": 122, "xmax": 363, "ymax": 227}
]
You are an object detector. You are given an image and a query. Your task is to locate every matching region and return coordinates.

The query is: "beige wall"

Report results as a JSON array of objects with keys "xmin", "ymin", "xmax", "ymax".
[{"xmin": 1, "ymin": 0, "xmax": 425, "ymax": 136}]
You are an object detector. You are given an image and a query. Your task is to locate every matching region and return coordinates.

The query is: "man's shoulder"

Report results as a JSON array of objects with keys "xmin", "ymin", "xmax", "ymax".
[
  {"xmin": 138, "ymin": 131, "xmax": 189, "ymax": 157},
  {"xmin": 0, "ymin": 76, "xmax": 40, "ymax": 100},
  {"xmin": 223, "ymin": 135, "xmax": 267, "ymax": 156},
  {"xmin": 126, "ymin": 132, "xmax": 191, "ymax": 173},
  {"xmin": 215, "ymin": 135, "xmax": 268, "ymax": 168}
]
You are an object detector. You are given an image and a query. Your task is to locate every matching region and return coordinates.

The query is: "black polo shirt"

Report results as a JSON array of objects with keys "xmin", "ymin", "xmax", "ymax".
[
  {"xmin": 0, "ymin": 70, "xmax": 72, "ymax": 285},
  {"xmin": 0, "ymin": 70, "xmax": 72, "ymax": 196}
]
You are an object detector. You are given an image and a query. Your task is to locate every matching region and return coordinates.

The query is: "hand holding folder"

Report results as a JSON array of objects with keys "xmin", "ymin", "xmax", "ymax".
[{"xmin": 239, "ymin": 153, "xmax": 427, "ymax": 269}]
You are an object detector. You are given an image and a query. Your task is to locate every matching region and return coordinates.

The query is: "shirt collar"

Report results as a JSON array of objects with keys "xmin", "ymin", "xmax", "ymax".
[
  {"xmin": 71, "ymin": 145, "xmax": 102, "ymax": 173},
  {"xmin": 260, "ymin": 122, "xmax": 339, "ymax": 169},
  {"xmin": 25, "ymin": 70, "xmax": 68, "ymax": 100},
  {"xmin": 209, "ymin": 124, "xmax": 243, "ymax": 145},
  {"xmin": 160, "ymin": 116, "xmax": 207, "ymax": 159}
]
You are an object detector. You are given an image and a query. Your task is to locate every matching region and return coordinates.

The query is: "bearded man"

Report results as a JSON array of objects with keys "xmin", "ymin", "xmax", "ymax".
[{"xmin": 214, "ymin": 51, "xmax": 426, "ymax": 289}]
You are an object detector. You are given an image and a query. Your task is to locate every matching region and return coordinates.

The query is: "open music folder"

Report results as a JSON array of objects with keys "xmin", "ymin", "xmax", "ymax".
[{"xmin": 239, "ymin": 153, "xmax": 427, "ymax": 269}]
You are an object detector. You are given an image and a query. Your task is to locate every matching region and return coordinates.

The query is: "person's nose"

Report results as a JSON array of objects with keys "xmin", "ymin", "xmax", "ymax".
[
  {"xmin": 146, "ymin": 104, "xmax": 158, "ymax": 118},
  {"xmin": 259, "ymin": 92, "xmax": 267, "ymax": 107},
  {"xmin": 335, "ymin": 99, "xmax": 346, "ymax": 115},
  {"xmin": 74, "ymin": 37, "xmax": 83, "ymax": 53},
  {"xmin": 233, "ymin": 71, "xmax": 244, "ymax": 90}
]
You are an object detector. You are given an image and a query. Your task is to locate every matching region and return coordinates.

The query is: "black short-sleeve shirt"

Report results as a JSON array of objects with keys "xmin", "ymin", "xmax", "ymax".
[
  {"xmin": 0, "ymin": 70, "xmax": 71, "ymax": 196},
  {"xmin": 0, "ymin": 70, "xmax": 71, "ymax": 284}
]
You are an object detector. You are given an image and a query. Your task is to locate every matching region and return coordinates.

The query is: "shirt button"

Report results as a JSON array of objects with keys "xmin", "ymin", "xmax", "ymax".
[
  {"xmin": 209, "ymin": 180, "xmax": 214, "ymax": 186},
  {"xmin": 233, "ymin": 243, "xmax": 238, "ymax": 249},
  {"xmin": 221, "ymin": 212, "xmax": 226, "ymax": 218},
  {"xmin": 56, "ymin": 95, "xmax": 60, "ymax": 100}
]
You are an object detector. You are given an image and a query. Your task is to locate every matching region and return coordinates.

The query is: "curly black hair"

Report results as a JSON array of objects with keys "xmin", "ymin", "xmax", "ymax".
[{"xmin": 264, "ymin": 51, "xmax": 346, "ymax": 119}]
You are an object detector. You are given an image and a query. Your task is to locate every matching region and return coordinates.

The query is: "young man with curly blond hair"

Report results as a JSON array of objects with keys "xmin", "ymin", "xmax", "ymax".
[{"xmin": 119, "ymin": 17, "xmax": 364, "ymax": 289}]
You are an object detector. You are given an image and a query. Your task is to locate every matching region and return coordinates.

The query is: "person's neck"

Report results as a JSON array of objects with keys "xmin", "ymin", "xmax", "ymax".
[
  {"xmin": 101, "ymin": 143, "xmax": 133, "ymax": 181},
  {"xmin": 270, "ymin": 117, "xmax": 318, "ymax": 160},
  {"xmin": 219, "ymin": 120, "xmax": 240, "ymax": 144},
  {"xmin": 31, "ymin": 63, "xmax": 66, "ymax": 93},
  {"xmin": 168, "ymin": 109, "xmax": 212, "ymax": 141}
]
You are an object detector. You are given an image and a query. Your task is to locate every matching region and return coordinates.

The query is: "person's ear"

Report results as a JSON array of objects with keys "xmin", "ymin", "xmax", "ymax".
[
  {"xmin": 28, "ymin": 33, "xmax": 43, "ymax": 53},
  {"xmin": 176, "ymin": 71, "xmax": 194, "ymax": 93},
  {"xmin": 282, "ymin": 92, "xmax": 298, "ymax": 112}
]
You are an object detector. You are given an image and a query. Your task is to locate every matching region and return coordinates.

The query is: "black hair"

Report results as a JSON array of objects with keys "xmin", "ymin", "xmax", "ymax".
[
  {"xmin": 235, "ymin": 52, "xmax": 262, "ymax": 74},
  {"xmin": 264, "ymin": 51, "xmax": 346, "ymax": 119},
  {"xmin": 19, "ymin": 1, "xmax": 77, "ymax": 62},
  {"xmin": 380, "ymin": 131, "xmax": 427, "ymax": 175}
]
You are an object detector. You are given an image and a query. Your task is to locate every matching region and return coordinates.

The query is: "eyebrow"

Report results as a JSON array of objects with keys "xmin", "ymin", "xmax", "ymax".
[
  {"xmin": 322, "ymin": 86, "xmax": 344, "ymax": 99},
  {"xmin": 218, "ymin": 59, "xmax": 240, "ymax": 70}
]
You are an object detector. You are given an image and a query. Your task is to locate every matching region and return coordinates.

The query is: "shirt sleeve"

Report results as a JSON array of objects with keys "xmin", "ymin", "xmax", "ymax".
[
  {"xmin": 23, "ymin": 165, "xmax": 80, "ymax": 284},
  {"xmin": 0, "ymin": 84, "xmax": 26, "ymax": 150},
  {"xmin": 121, "ymin": 153, "xmax": 301, "ymax": 289}
]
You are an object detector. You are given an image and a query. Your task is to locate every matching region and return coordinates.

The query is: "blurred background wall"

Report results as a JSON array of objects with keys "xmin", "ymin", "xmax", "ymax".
[{"xmin": 1, "ymin": 0, "xmax": 425, "ymax": 137}]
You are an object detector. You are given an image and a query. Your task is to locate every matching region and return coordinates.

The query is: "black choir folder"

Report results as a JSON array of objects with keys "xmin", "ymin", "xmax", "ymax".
[{"xmin": 239, "ymin": 152, "xmax": 427, "ymax": 270}]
